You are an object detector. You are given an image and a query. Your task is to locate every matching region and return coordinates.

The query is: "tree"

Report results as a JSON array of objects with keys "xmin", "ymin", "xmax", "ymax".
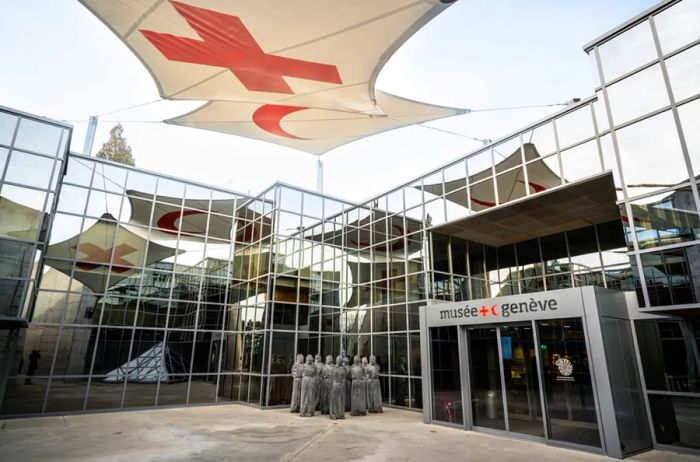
[{"xmin": 96, "ymin": 123, "xmax": 135, "ymax": 166}]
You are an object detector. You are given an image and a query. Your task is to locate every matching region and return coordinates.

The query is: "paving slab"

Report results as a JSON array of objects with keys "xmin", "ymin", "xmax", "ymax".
[{"xmin": 0, "ymin": 405, "xmax": 698, "ymax": 462}]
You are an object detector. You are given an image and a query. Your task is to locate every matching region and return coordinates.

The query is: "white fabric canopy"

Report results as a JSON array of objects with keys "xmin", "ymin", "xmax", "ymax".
[
  {"xmin": 126, "ymin": 190, "xmax": 272, "ymax": 242},
  {"xmin": 79, "ymin": 0, "xmax": 463, "ymax": 154},
  {"xmin": 422, "ymin": 143, "xmax": 564, "ymax": 212},
  {"xmin": 46, "ymin": 214, "xmax": 181, "ymax": 292}
]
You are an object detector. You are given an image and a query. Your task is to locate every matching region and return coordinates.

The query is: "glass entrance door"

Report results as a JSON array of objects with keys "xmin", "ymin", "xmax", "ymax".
[
  {"xmin": 468, "ymin": 327, "xmax": 505, "ymax": 430},
  {"xmin": 500, "ymin": 323, "xmax": 545, "ymax": 437},
  {"xmin": 465, "ymin": 319, "xmax": 600, "ymax": 447},
  {"xmin": 537, "ymin": 318, "xmax": 601, "ymax": 447}
]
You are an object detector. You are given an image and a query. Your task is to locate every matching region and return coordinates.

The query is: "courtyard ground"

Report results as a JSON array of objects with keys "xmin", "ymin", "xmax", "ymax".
[{"xmin": 0, "ymin": 405, "xmax": 697, "ymax": 462}]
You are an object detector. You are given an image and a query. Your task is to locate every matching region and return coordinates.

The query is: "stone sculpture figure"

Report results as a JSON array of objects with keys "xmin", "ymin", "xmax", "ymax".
[
  {"xmin": 350, "ymin": 355, "xmax": 367, "ymax": 416},
  {"xmin": 329, "ymin": 355, "xmax": 346, "ymax": 420},
  {"xmin": 343, "ymin": 356, "xmax": 352, "ymax": 412},
  {"xmin": 320, "ymin": 355, "xmax": 334, "ymax": 415},
  {"xmin": 290, "ymin": 354, "xmax": 304, "ymax": 413},
  {"xmin": 367, "ymin": 355, "xmax": 383, "ymax": 413},
  {"xmin": 313, "ymin": 354, "xmax": 324, "ymax": 410},
  {"xmin": 361, "ymin": 356, "xmax": 370, "ymax": 407},
  {"xmin": 300, "ymin": 355, "xmax": 317, "ymax": 417}
]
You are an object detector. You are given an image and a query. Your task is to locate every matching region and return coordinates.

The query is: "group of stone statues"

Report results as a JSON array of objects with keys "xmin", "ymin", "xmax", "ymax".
[{"xmin": 290, "ymin": 354, "xmax": 382, "ymax": 419}]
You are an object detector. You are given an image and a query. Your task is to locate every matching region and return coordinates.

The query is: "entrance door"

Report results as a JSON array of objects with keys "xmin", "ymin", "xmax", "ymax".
[
  {"xmin": 537, "ymin": 318, "xmax": 601, "ymax": 448},
  {"xmin": 468, "ymin": 327, "xmax": 505, "ymax": 430},
  {"xmin": 500, "ymin": 323, "xmax": 545, "ymax": 437}
]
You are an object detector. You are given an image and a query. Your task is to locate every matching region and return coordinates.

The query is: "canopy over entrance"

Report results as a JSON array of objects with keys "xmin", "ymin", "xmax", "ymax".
[{"xmin": 434, "ymin": 172, "xmax": 620, "ymax": 247}]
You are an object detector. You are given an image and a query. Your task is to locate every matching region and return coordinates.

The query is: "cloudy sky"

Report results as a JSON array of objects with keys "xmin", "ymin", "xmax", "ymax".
[{"xmin": 1, "ymin": 0, "xmax": 657, "ymax": 202}]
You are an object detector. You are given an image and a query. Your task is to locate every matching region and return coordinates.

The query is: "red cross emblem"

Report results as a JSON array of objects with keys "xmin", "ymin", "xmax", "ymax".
[
  {"xmin": 76, "ymin": 243, "xmax": 137, "ymax": 273},
  {"xmin": 140, "ymin": 1, "xmax": 342, "ymax": 94}
]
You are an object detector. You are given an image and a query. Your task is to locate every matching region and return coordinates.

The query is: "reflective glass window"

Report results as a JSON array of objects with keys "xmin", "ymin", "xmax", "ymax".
[
  {"xmin": 630, "ymin": 189, "xmax": 700, "ymax": 249},
  {"xmin": 616, "ymin": 110, "xmax": 688, "ymax": 198},
  {"xmin": 678, "ymin": 98, "xmax": 700, "ymax": 174},
  {"xmin": 654, "ymin": 0, "xmax": 700, "ymax": 54},
  {"xmin": 666, "ymin": 44, "xmax": 700, "ymax": 102},
  {"xmin": 561, "ymin": 141, "xmax": 602, "ymax": 183},
  {"xmin": 430, "ymin": 326, "xmax": 463, "ymax": 424},
  {"xmin": 0, "ymin": 111, "xmax": 18, "ymax": 145},
  {"xmin": 4, "ymin": 150, "xmax": 55, "ymax": 189},
  {"xmin": 648, "ymin": 395, "xmax": 700, "ymax": 450},
  {"xmin": 606, "ymin": 64, "xmax": 669, "ymax": 126},
  {"xmin": 640, "ymin": 247, "xmax": 698, "ymax": 306},
  {"xmin": 14, "ymin": 118, "xmax": 64, "ymax": 156},
  {"xmin": 555, "ymin": 106, "xmax": 595, "ymax": 149},
  {"xmin": 0, "ymin": 185, "xmax": 47, "ymax": 240},
  {"xmin": 598, "ymin": 22, "xmax": 657, "ymax": 82}
]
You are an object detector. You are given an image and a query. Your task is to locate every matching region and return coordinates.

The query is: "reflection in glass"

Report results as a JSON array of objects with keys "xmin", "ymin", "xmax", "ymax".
[
  {"xmin": 537, "ymin": 318, "xmax": 600, "ymax": 447},
  {"xmin": 654, "ymin": 0, "xmax": 700, "ymax": 54},
  {"xmin": 648, "ymin": 394, "xmax": 700, "ymax": 450},
  {"xmin": 500, "ymin": 323, "xmax": 544, "ymax": 437},
  {"xmin": 606, "ymin": 64, "xmax": 668, "ymax": 126},
  {"xmin": 469, "ymin": 327, "xmax": 504, "ymax": 430},
  {"xmin": 598, "ymin": 22, "xmax": 656, "ymax": 82},
  {"xmin": 616, "ymin": 110, "xmax": 687, "ymax": 198},
  {"xmin": 666, "ymin": 44, "xmax": 700, "ymax": 103},
  {"xmin": 430, "ymin": 327, "xmax": 462, "ymax": 424}
]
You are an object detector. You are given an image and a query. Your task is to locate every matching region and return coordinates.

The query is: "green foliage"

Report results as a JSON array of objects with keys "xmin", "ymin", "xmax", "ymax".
[{"xmin": 96, "ymin": 123, "xmax": 135, "ymax": 166}]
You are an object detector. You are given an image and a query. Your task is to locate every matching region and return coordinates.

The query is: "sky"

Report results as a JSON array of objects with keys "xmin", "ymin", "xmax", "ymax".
[{"xmin": 0, "ymin": 0, "xmax": 659, "ymax": 203}]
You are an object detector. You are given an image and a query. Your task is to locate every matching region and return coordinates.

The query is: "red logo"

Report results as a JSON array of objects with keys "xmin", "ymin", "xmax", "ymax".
[
  {"xmin": 75, "ymin": 243, "xmax": 137, "ymax": 273},
  {"xmin": 479, "ymin": 304, "xmax": 499, "ymax": 317},
  {"xmin": 140, "ymin": 1, "xmax": 342, "ymax": 94}
]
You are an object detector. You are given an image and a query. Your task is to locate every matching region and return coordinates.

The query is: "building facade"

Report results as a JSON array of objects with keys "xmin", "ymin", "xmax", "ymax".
[{"xmin": 0, "ymin": 0, "xmax": 698, "ymax": 457}]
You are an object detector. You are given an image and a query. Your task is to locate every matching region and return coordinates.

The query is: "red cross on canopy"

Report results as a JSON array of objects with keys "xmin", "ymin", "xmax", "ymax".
[
  {"xmin": 140, "ymin": 0, "xmax": 342, "ymax": 94},
  {"xmin": 76, "ymin": 243, "xmax": 137, "ymax": 273}
]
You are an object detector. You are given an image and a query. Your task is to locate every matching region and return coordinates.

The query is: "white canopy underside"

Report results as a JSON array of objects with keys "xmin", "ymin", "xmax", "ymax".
[{"xmin": 79, "ymin": 0, "xmax": 462, "ymax": 154}]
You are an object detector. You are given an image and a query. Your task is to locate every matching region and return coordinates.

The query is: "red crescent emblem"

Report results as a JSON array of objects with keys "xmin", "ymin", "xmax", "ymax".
[
  {"xmin": 253, "ymin": 104, "xmax": 307, "ymax": 139},
  {"xmin": 156, "ymin": 210, "xmax": 207, "ymax": 236}
]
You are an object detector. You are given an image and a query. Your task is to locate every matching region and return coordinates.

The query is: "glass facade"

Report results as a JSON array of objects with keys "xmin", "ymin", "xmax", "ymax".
[{"xmin": 0, "ymin": 0, "xmax": 698, "ymax": 456}]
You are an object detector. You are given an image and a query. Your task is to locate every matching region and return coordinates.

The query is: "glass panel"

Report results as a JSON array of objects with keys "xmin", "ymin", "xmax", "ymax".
[
  {"xmin": 629, "ymin": 189, "xmax": 700, "ymax": 250},
  {"xmin": 640, "ymin": 247, "xmax": 698, "ymax": 306},
  {"xmin": 0, "ymin": 239, "xmax": 34, "ymax": 279},
  {"xmin": 4, "ymin": 150, "xmax": 55, "ymax": 189},
  {"xmin": 0, "ymin": 278, "xmax": 27, "ymax": 317},
  {"xmin": 654, "ymin": 0, "xmax": 700, "ymax": 54},
  {"xmin": 648, "ymin": 394, "xmax": 700, "ymax": 451},
  {"xmin": 0, "ymin": 378, "xmax": 49, "ymax": 415},
  {"xmin": 538, "ymin": 318, "xmax": 600, "ymax": 447},
  {"xmin": 561, "ymin": 141, "xmax": 602, "ymax": 183},
  {"xmin": 598, "ymin": 22, "xmax": 656, "ymax": 82},
  {"xmin": 666, "ymin": 44, "xmax": 700, "ymax": 103},
  {"xmin": 636, "ymin": 320, "xmax": 700, "ymax": 392},
  {"xmin": 14, "ymin": 118, "xmax": 64, "ymax": 156},
  {"xmin": 500, "ymin": 323, "xmax": 544, "ymax": 437},
  {"xmin": 555, "ymin": 106, "xmax": 595, "ymax": 149},
  {"xmin": 616, "ymin": 110, "xmax": 688, "ymax": 198},
  {"xmin": 430, "ymin": 327, "xmax": 463, "ymax": 424},
  {"xmin": 45, "ymin": 377, "xmax": 89, "ymax": 413},
  {"xmin": 678, "ymin": 98, "xmax": 700, "ymax": 175},
  {"xmin": 0, "ymin": 111, "xmax": 18, "ymax": 145},
  {"xmin": 606, "ymin": 64, "xmax": 669, "ymax": 126},
  {"xmin": 469, "ymin": 327, "xmax": 505, "ymax": 430}
]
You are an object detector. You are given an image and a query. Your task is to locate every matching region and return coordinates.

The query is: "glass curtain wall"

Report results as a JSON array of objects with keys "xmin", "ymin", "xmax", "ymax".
[
  {"xmin": 586, "ymin": 0, "xmax": 700, "ymax": 451},
  {"xmin": 0, "ymin": 109, "xmax": 70, "ymax": 322},
  {"xmin": 589, "ymin": 0, "xmax": 700, "ymax": 310},
  {"xmin": 1, "ymin": 153, "xmax": 250, "ymax": 415}
]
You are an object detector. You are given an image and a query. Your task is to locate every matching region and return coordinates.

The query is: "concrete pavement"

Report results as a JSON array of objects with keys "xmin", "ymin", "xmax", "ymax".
[{"xmin": 0, "ymin": 405, "xmax": 697, "ymax": 462}]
